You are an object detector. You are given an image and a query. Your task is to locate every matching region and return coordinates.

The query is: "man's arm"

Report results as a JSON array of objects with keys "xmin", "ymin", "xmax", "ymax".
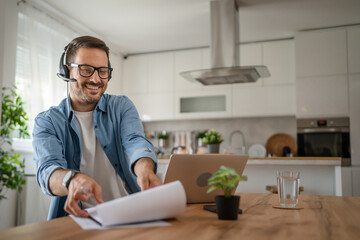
[
  {"xmin": 49, "ymin": 169, "xmax": 104, "ymax": 217},
  {"xmin": 133, "ymin": 157, "xmax": 162, "ymax": 191}
]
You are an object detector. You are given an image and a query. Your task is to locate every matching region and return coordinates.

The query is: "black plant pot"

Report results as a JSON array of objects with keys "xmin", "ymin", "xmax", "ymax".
[{"xmin": 215, "ymin": 195, "xmax": 240, "ymax": 220}]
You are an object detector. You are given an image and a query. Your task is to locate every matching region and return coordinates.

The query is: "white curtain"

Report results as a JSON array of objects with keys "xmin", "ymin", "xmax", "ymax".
[{"xmin": 15, "ymin": 4, "xmax": 79, "ymax": 135}]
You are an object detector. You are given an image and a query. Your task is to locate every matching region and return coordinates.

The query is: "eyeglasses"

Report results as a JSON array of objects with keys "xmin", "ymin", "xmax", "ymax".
[{"xmin": 70, "ymin": 63, "xmax": 113, "ymax": 79}]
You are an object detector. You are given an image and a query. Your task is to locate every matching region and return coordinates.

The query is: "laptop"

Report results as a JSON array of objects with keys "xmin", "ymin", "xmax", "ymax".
[{"xmin": 163, "ymin": 154, "xmax": 248, "ymax": 203}]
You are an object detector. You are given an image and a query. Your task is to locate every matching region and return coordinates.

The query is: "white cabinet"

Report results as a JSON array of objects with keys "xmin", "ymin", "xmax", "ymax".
[
  {"xmin": 347, "ymin": 26, "xmax": 360, "ymax": 74},
  {"xmin": 148, "ymin": 52, "xmax": 174, "ymax": 93},
  {"xmin": 349, "ymin": 74, "xmax": 360, "ymax": 166},
  {"xmin": 175, "ymin": 89, "xmax": 232, "ymax": 119},
  {"xmin": 174, "ymin": 49, "xmax": 203, "ymax": 92},
  {"xmin": 232, "ymin": 84, "xmax": 295, "ymax": 117},
  {"xmin": 295, "ymin": 28, "xmax": 347, "ymax": 77},
  {"xmin": 296, "ymin": 75, "xmax": 349, "ymax": 118},
  {"xmin": 263, "ymin": 40, "xmax": 295, "ymax": 85},
  {"xmin": 122, "ymin": 55, "xmax": 148, "ymax": 94}
]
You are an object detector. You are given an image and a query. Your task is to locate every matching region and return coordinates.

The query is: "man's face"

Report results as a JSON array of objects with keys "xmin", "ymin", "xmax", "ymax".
[{"xmin": 69, "ymin": 47, "xmax": 109, "ymax": 111}]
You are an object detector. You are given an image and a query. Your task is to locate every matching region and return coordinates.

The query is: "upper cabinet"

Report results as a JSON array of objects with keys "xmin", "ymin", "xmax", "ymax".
[
  {"xmin": 295, "ymin": 28, "xmax": 349, "ymax": 118},
  {"xmin": 122, "ymin": 55, "xmax": 148, "ymax": 94},
  {"xmin": 295, "ymin": 28, "xmax": 347, "ymax": 77},
  {"xmin": 148, "ymin": 52, "xmax": 174, "ymax": 93},
  {"xmin": 347, "ymin": 26, "xmax": 360, "ymax": 74},
  {"xmin": 263, "ymin": 40, "xmax": 295, "ymax": 85}
]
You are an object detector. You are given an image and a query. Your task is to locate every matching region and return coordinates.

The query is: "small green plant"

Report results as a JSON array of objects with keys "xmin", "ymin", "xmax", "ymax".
[
  {"xmin": 207, "ymin": 165, "xmax": 247, "ymax": 198},
  {"xmin": 196, "ymin": 130, "xmax": 207, "ymax": 139},
  {"xmin": 157, "ymin": 131, "xmax": 169, "ymax": 140},
  {"xmin": 0, "ymin": 86, "xmax": 29, "ymax": 200},
  {"xmin": 202, "ymin": 129, "xmax": 224, "ymax": 144}
]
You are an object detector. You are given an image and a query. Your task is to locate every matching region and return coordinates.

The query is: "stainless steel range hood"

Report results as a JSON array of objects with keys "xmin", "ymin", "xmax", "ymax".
[{"xmin": 180, "ymin": 0, "xmax": 270, "ymax": 85}]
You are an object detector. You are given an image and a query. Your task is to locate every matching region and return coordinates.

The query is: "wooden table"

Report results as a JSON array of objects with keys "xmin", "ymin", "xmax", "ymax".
[{"xmin": 1, "ymin": 193, "xmax": 359, "ymax": 240}]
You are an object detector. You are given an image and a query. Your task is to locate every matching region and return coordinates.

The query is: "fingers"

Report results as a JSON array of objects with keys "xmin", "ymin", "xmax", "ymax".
[
  {"xmin": 64, "ymin": 174, "xmax": 103, "ymax": 217},
  {"xmin": 137, "ymin": 171, "xmax": 162, "ymax": 191}
]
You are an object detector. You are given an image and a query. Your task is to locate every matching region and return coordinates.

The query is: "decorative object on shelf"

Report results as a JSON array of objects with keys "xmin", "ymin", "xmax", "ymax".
[
  {"xmin": 202, "ymin": 129, "xmax": 224, "ymax": 154},
  {"xmin": 0, "ymin": 86, "xmax": 29, "ymax": 200},
  {"xmin": 265, "ymin": 133, "xmax": 297, "ymax": 157},
  {"xmin": 248, "ymin": 144, "xmax": 267, "ymax": 158},
  {"xmin": 207, "ymin": 165, "xmax": 247, "ymax": 220}
]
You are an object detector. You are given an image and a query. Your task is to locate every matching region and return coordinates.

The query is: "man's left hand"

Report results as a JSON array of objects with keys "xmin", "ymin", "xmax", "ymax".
[{"xmin": 134, "ymin": 158, "xmax": 162, "ymax": 191}]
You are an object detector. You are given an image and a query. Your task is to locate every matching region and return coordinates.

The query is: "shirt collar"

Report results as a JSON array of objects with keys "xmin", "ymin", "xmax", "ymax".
[{"xmin": 66, "ymin": 94, "xmax": 107, "ymax": 121}]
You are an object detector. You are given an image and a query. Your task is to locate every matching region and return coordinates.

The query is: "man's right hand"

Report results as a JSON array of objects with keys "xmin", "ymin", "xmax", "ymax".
[
  {"xmin": 49, "ymin": 169, "xmax": 104, "ymax": 217},
  {"xmin": 64, "ymin": 173, "xmax": 104, "ymax": 217}
]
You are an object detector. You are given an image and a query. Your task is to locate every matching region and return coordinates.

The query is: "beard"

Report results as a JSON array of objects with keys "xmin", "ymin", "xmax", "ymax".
[{"xmin": 71, "ymin": 81, "xmax": 107, "ymax": 106}]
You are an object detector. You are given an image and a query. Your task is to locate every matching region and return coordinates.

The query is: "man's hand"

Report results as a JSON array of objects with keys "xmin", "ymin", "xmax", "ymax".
[
  {"xmin": 64, "ymin": 173, "xmax": 104, "ymax": 217},
  {"xmin": 133, "ymin": 158, "xmax": 162, "ymax": 191},
  {"xmin": 49, "ymin": 169, "xmax": 103, "ymax": 218}
]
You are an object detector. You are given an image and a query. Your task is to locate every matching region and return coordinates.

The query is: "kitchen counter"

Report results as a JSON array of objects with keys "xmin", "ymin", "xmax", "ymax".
[{"xmin": 158, "ymin": 156, "xmax": 341, "ymax": 166}]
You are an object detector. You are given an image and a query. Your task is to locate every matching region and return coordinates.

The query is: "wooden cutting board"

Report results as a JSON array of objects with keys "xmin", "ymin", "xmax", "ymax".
[{"xmin": 265, "ymin": 133, "xmax": 297, "ymax": 156}]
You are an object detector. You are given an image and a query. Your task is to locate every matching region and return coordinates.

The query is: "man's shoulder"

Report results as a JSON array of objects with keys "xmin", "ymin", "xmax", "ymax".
[{"xmin": 36, "ymin": 98, "xmax": 68, "ymax": 120}]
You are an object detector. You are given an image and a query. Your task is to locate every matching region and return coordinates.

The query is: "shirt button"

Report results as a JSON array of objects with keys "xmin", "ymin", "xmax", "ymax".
[
  {"xmin": 115, "ymin": 163, "xmax": 118, "ymax": 167},
  {"xmin": 104, "ymin": 145, "xmax": 107, "ymax": 149},
  {"xmin": 94, "ymin": 125, "xmax": 98, "ymax": 128}
]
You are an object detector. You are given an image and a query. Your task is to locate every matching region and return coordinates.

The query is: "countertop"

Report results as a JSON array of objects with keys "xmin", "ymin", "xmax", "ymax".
[{"xmin": 157, "ymin": 156, "xmax": 341, "ymax": 166}]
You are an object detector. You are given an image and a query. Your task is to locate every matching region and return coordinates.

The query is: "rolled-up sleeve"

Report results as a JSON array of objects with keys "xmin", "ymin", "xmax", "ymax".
[
  {"xmin": 119, "ymin": 96, "xmax": 157, "ymax": 173},
  {"xmin": 32, "ymin": 113, "xmax": 67, "ymax": 196}
]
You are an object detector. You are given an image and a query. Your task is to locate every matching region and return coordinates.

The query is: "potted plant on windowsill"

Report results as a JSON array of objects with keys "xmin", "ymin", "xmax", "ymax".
[
  {"xmin": 207, "ymin": 165, "xmax": 247, "ymax": 220},
  {"xmin": 0, "ymin": 86, "xmax": 29, "ymax": 200},
  {"xmin": 202, "ymin": 129, "xmax": 224, "ymax": 153}
]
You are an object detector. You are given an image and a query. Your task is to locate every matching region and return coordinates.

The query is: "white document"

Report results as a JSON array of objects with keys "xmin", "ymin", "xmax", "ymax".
[{"xmin": 75, "ymin": 180, "xmax": 186, "ymax": 228}]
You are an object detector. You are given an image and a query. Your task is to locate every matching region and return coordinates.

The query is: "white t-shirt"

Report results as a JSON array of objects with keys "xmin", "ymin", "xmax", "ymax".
[{"xmin": 74, "ymin": 110, "xmax": 128, "ymax": 209}]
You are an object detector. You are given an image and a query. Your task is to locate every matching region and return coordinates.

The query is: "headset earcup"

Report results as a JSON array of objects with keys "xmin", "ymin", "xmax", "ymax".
[
  {"xmin": 59, "ymin": 50, "xmax": 69, "ymax": 78},
  {"xmin": 108, "ymin": 60, "xmax": 112, "ymax": 81}
]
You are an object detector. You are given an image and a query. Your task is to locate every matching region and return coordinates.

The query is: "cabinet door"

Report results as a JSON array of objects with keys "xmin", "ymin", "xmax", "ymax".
[
  {"xmin": 295, "ymin": 28, "xmax": 347, "ymax": 77},
  {"xmin": 349, "ymin": 74, "xmax": 360, "ymax": 166},
  {"xmin": 148, "ymin": 52, "xmax": 174, "ymax": 93},
  {"xmin": 263, "ymin": 40, "xmax": 295, "ymax": 85},
  {"xmin": 175, "ymin": 89, "xmax": 231, "ymax": 119},
  {"xmin": 130, "ymin": 93, "xmax": 174, "ymax": 121},
  {"xmin": 296, "ymin": 75, "xmax": 349, "ymax": 118},
  {"xmin": 174, "ymin": 49, "xmax": 203, "ymax": 92},
  {"xmin": 237, "ymin": 43, "xmax": 263, "ymax": 87},
  {"xmin": 347, "ymin": 26, "xmax": 360, "ymax": 74},
  {"xmin": 122, "ymin": 55, "xmax": 148, "ymax": 94},
  {"xmin": 232, "ymin": 85, "xmax": 295, "ymax": 117}
]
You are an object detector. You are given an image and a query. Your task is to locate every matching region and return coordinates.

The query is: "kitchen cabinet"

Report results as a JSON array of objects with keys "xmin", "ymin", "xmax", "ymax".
[
  {"xmin": 122, "ymin": 55, "xmax": 148, "ymax": 94},
  {"xmin": 232, "ymin": 84, "xmax": 295, "ymax": 117},
  {"xmin": 296, "ymin": 75, "xmax": 348, "ymax": 118},
  {"xmin": 175, "ymin": 88, "xmax": 231, "ymax": 119},
  {"xmin": 263, "ymin": 40, "xmax": 295, "ymax": 85},
  {"xmin": 148, "ymin": 52, "xmax": 174, "ymax": 93},
  {"xmin": 347, "ymin": 26, "xmax": 360, "ymax": 74},
  {"xmin": 130, "ymin": 93, "xmax": 174, "ymax": 121},
  {"xmin": 349, "ymin": 74, "xmax": 360, "ymax": 166},
  {"xmin": 295, "ymin": 28, "xmax": 347, "ymax": 77},
  {"xmin": 174, "ymin": 49, "xmax": 203, "ymax": 92}
]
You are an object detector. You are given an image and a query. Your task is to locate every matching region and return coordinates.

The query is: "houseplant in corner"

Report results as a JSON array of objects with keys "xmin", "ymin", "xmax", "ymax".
[
  {"xmin": 202, "ymin": 129, "xmax": 224, "ymax": 153},
  {"xmin": 207, "ymin": 165, "xmax": 247, "ymax": 220},
  {"xmin": 0, "ymin": 86, "xmax": 29, "ymax": 200}
]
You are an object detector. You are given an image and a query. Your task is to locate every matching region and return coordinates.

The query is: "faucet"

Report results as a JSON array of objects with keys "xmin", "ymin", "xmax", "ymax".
[{"xmin": 229, "ymin": 130, "xmax": 246, "ymax": 154}]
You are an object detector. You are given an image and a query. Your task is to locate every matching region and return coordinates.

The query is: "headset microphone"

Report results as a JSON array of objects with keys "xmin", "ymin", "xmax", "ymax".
[{"xmin": 56, "ymin": 73, "xmax": 77, "ymax": 82}]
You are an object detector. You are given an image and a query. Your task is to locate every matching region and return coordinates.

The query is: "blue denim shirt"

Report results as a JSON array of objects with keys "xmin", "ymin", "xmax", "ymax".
[{"xmin": 32, "ymin": 94, "xmax": 157, "ymax": 220}]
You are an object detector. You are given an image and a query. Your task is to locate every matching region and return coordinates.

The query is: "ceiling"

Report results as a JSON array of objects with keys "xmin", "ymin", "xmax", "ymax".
[{"xmin": 41, "ymin": 0, "xmax": 360, "ymax": 55}]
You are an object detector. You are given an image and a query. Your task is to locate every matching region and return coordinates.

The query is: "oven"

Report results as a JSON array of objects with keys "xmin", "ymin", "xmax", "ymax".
[{"xmin": 297, "ymin": 117, "xmax": 351, "ymax": 166}]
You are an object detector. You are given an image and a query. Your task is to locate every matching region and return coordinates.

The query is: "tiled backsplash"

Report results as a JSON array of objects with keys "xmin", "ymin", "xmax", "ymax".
[{"xmin": 143, "ymin": 116, "xmax": 296, "ymax": 154}]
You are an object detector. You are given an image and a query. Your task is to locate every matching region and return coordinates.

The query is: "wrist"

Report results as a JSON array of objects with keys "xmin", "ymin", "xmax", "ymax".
[
  {"xmin": 62, "ymin": 169, "xmax": 80, "ymax": 191},
  {"xmin": 133, "ymin": 158, "xmax": 155, "ymax": 177}
]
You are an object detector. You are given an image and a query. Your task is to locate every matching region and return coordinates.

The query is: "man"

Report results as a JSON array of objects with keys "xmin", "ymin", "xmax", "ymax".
[{"xmin": 33, "ymin": 36, "xmax": 162, "ymax": 220}]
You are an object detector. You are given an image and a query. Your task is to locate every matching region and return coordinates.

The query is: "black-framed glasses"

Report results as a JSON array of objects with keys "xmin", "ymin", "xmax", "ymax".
[{"xmin": 70, "ymin": 63, "xmax": 113, "ymax": 79}]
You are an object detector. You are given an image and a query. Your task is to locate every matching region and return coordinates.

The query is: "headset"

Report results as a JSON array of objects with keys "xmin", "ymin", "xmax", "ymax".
[{"xmin": 57, "ymin": 45, "xmax": 112, "ymax": 82}]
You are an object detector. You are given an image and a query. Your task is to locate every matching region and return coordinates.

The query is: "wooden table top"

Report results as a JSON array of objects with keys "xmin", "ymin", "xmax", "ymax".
[{"xmin": 1, "ymin": 193, "xmax": 359, "ymax": 240}]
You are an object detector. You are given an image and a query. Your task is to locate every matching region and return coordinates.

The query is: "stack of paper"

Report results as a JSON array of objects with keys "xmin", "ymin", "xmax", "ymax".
[{"xmin": 83, "ymin": 180, "xmax": 186, "ymax": 227}]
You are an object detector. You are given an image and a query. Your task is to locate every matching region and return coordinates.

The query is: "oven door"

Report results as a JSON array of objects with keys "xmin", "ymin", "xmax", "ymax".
[{"xmin": 297, "ymin": 129, "xmax": 350, "ymax": 165}]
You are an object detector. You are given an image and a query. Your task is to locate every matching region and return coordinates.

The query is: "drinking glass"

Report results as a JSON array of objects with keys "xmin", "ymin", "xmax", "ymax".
[{"xmin": 277, "ymin": 171, "xmax": 300, "ymax": 208}]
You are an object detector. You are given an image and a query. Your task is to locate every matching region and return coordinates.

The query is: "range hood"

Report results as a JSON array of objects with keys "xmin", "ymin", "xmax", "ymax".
[{"xmin": 180, "ymin": 0, "xmax": 270, "ymax": 85}]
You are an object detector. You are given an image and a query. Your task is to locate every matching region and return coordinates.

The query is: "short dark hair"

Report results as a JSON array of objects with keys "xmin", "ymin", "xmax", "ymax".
[{"xmin": 66, "ymin": 36, "xmax": 110, "ymax": 65}]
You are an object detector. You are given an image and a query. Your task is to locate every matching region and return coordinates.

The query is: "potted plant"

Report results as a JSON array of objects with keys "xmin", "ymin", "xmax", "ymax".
[
  {"xmin": 207, "ymin": 165, "xmax": 247, "ymax": 220},
  {"xmin": 157, "ymin": 130, "xmax": 170, "ymax": 149},
  {"xmin": 202, "ymin": 129, "xmax": 224, "ymax": 153},
  {"xmin": 0, "ymin": 86, "xmax": 29, "ymax": 200}
]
